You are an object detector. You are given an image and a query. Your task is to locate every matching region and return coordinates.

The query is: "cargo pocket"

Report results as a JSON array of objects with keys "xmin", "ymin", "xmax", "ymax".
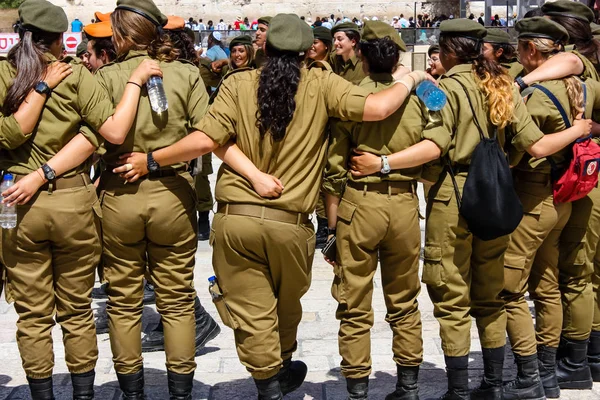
[
  {"xmin": 209, "ymin": 279, "xmax": 240, "ymax": 330},
  {"xmin": 421, "ymin": 245, "xmax": 444, "ymax": 287},
  {"xmin": 503, "ymin": 255, "xmax": 527, "ymax": 294},
  {"xmin": 306, "ymin": 231, "xmax": 316, "ymax": 261},
  {"xmin": 331, "ymin": 263, "xmax": 347, "ymax": 305},
  {"xmin": 337, "ymin": 198, "xmax": 358, "ymax": 225}
]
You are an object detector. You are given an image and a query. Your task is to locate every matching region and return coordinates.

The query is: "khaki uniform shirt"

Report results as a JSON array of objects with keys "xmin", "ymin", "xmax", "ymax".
[
  {"xmin": 324, "ymin": 73, "xmax": 427, "ymax": 196},
  {"xmin": 572, "ymin": 50, "xmax": 600, "ymax": 82},
  {"xmin": 96, "ymin": 50, "xmax": 209, "ymax": 168},
  {"xmin": 0, "ymin": 54, "xmax": 113, "ymax": 177},
  {"xmin": 503, "ymin": 61, "xmax": 524, "ymax": 79},
  {"xmin": 198, "ymin": 68, "xmax": 369, "ymax": 214},
  {"xmin": 421, "ymin": 63, "xmax": 544, "ymax": 182},
  {"xmin": 330, "ymin": 54, "xmax": 366, "ymax": 85},
  {"xmin": 517, "ymin": 78, "xmax": 600, "ymax": 174}
]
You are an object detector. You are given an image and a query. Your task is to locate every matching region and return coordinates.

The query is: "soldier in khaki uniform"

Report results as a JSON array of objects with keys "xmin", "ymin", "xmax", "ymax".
[
  {"xmin": 482, "ymin": 29, "xmax": 523, "ymax": 79},
  {"xmin": 95, "ymin": 1, "xmax": 210, "ymax": 398},
  {"xmin": 499, "ymin": 18, "xmax": 600, "ymax": 400},
  {"xmin": 0, "ymin": 1, "xmax": 159, "ymax": 398},
  {"xmin": 349, "ymin": 19, "xmax": 586, "ymax": 400},
  {"xmin": 323, "ymin": 21, "xmax": 430, "ymax": 400},
  {"xmin": 117, "ymin": 14, "xmax": 433, "ymax": 399},
  {"xmin": 330, "ymin": 22, "xmax": 366, "ymax": 85}
]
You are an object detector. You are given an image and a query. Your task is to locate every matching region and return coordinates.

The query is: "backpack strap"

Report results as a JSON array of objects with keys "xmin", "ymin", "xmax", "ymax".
[{"xmin": 531, "ymin": 84, "xmax": 572, "ymax": 128}]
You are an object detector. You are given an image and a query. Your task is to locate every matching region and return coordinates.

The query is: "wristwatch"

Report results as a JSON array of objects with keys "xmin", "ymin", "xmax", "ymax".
[
  {"xmin": 380, "ymin": 155, "xmax": 391, "ymax": 174},
  {"xmin": 147, "ymin": 152, "xmax": 160, "ymax": 173},
  {"xmin": 34, "ymin": 81, "xmax": 52, "ymax": 96},
  {"xmin": 41, "ymin": 163, "xmax": 56, "ymax": 180},
  {"xmin": 515, "ymin": 76, "xmax": 529, "ymax": 92},
  {"xmin": 327, "ymin": 228, "xmax": 336, "ymax": 236}
]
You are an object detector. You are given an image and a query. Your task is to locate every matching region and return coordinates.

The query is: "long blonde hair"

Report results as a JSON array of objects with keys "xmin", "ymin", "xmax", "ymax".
[{"xmin": 521, "ymin": 37, "xmax": 584, "ymax": 119}]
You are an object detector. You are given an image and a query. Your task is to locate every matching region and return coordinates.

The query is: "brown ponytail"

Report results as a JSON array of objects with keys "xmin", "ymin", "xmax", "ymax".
[{"xmin": 3, "ymin": 29, "xmax": 60, "ymax": 115}]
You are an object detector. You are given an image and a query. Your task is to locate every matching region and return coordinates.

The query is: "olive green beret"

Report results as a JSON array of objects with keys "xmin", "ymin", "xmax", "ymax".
[
  {"xmin": 542, "ymin": 0, "xmax": 594, "ymax": 23},
  {"xmin": 592, "ymin": 22, "xmax": 600, "ymax": 38},
  {"xmin": 19, "ymin": 0, "xmax": 68, "ymax": 33},
  {"xmin": 257, "ymin": 16, "xmax": 272, "ymax": 26},
  {"xmin": 440, "ymin": 19, "xmax": 487, "ymax": 40},
  {"xmin": 76, "ymin": 38, "xmax": 88, "ymax": 57},
  {"xmin": 313, "ymin": 26, "xmax": 332, "ymax": 45},
  {"xmin": 331, "ymin": 22, "xmax": 360, "ymax": 36},
  {"xmin": 515, "ymin": 17, "xmax": 569, "ymax": 44},
  {"xmin": 361, "ymin": 21, "xmax": 407, "ymax": 52},
  {"xmin": 267, "ymin": 14, "xmax": 314, "ymax": 53},
  {"xmin": 484, "ymin": 29, "xmax": 511, "ymax": 44},
  {"xmin": 229, "ymin": 35, "xmax": 253, "ymax": 50},
  {"xmin": 116, "ymin": 0, "xmax": 168, "ymax": 27}
]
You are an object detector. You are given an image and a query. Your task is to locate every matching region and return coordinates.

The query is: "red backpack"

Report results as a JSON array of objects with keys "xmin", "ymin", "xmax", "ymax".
[{"xmin": 531, "ymin": 83, "xmax": 600, "ymax": 203}]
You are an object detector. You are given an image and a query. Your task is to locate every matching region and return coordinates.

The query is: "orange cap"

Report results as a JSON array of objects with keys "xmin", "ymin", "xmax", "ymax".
[
  {"xmin": 84, "ymin": 21, "xmax": 113, "ymax": 38},
  {"xmin": 94, "ymin": 11, "xmax": 112, "ymax": 22},
  {"xmin": 164, "ymin": 15, "xmax": 185, "ymax": 30}
]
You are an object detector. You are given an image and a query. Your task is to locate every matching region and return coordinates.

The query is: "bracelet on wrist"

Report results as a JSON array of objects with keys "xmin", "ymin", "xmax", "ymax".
[{"xmin": 127, "ymin": 81, "xmax": 143, "ymax": 89}]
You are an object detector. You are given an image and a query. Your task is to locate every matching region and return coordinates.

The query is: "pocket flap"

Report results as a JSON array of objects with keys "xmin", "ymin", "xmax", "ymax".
[
  {"xmin": 337, "ymin": 198, "xmax": 357, "ymax": 223},
  {"xmin": 431, "ymin": 182, "xmax": 455, "ymax": 202},
  {"xmin": 423, "ymin": 245, "xmax": 442, "ymax": 262},
  {"xmin": 519, "ymin": 192, "xmax": 544, "ymax": 216}
]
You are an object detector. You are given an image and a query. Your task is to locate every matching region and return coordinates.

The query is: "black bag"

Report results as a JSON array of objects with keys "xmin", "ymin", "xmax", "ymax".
[{"xmin": 447, "ymin": 82, "xmax": 523, "ymax": 241}]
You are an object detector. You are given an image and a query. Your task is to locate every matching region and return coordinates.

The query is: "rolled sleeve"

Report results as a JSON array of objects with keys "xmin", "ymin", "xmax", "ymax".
[
  {"xmin": 422, "ymin": 110, "xmax": 452, "ymax": 156},
  {"xmin": 188, "ymin": 71, "xmax": 210, "ymax": 131},
  {"xmin": 324, "ymin": 119, "xmax": 353, "ymax": 196},
  {"xmin": 0, "ymin": 114, "xmax": 29, "ymax": 150},
  {"xmin": 197, "ymin": 77, "xmax": 238, "ymax": 146},
  {"xmin": 511, "ymin": 91, "xmax": 544, "ymax": 152},
  {"xmin": 77, "ymin": 66, "xmax": 115, "ymax": 131},
  {"xmin": 324, "ymin": 72, "xmax": 369, "ymax": 122},
  {"xmin": 78, "ymin": 124, "xmax": 104, "ymax": 150}
]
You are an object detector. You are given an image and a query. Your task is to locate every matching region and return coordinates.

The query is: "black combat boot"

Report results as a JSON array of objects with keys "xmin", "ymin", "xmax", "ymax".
[
  {"xmin": 588, "ymin": 330, "xmax": 600, "ymax": 382},
  {"xmin": 72, "ymin": 370, "xmax": 95, "ymax": 400},
  {"xmin": 254, "ymin": 375, "xmax": 283, "ymax": 400},
  {"xmin": 197, "ymin": 211, "xmax": 210, "ymax": 241},
  {"xmin": 439, "ymin": 356, "xmax": 469, "ymax": 400},
  {"xmin": 27, "ymin": 376, "xmax": 54, "ymax": 400},
  {"xmin": 537, "ymin": 345, "xmax": 559, "ymax": 398},
  {"xmin": 278, "ymin": 358, "xmax": 308, "ymax": 395},
  {"xmin": 385, "ymin": 365, "xmax": 419, "ymax": 400},
  {"xmin": 91, "ymin": 283, "xmax": 108, "ymax": 299},
  {"xmin": 556, "ymin": 337, "xmax": 593, "ymax": 390},
  {"xmin": 470, "ymin": 347, "xmax": 503, "ymax": 400},
  {"xmin": 167, "ymin": 370, "xmax": 193, "ymax": 400},
  {"xmin": 315, "ymin": 216, "xmax": 328, "ymax": 249},
  {"xmin": 503, "ymin": 353, "xmax": 545, "ymax": 400},
  {"xmin": 116, "ymin": 369, "xmax": 144, "ymax": 400},
  {"xmin": 346, "ymin": 376, "xmax": 369, "ymax": 400}
]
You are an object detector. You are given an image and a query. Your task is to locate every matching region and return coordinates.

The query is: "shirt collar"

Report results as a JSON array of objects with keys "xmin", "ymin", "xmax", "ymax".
[
  {"xmin": 368, "ymin": 72, "xmax": 394, "ymax": 83},
  {"xmin": 441, "ymin": 63, "xmax": 473, "ymax": 78}
]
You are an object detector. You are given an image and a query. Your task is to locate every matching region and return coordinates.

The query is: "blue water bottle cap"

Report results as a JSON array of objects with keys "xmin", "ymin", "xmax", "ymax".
[
  {"xmin": 3, "ymin": 173, "xmax": 13, "ymax": 181},
  {"xmin": 208, "ymin": 276, "xmax": 216, "ymax": 283}
]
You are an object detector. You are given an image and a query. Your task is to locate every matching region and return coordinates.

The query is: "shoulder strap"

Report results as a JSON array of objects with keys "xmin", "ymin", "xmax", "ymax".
[
  {"xmin": 451, "ymin": 78, "xmax": 495, "ymax": 141},
  {"xmin": 531, "ymin": 84, "xmax": 572, "ymax": 128}
]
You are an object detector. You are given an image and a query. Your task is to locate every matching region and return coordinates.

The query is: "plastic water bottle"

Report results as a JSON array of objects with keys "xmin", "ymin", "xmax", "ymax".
[
  {"xmin": 0, "ymin": 174, "xmax": 17, "ymax": 229},
  {"xmin": 208, "ymin": 276, "xmax": 221, "ymax": 300},
  {"xmin": 415, "ymin": 81, "xmax": 447, "ymax": 111},
  {"xmin": 146, "ymin": 76, "xmax": 168, "ymax": 113}
]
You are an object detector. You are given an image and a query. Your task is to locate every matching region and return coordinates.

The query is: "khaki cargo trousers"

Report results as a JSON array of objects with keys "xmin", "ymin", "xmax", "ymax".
[
  {"xmin": 501, "ymin": 174, "xmax": 572, "ymax": 356},
  {"xmin": 210, "ymin": 207, "xmax": 315, "ymax": 380},
  {"xmin": 1, "ymin": 179, "xmax": 101, "ymax": 378},
  {"xmin": 100, "ymin": 172, "xmax": 198, "ymax": 375},
  {"xmin": 423, "ymin": 174, "xmax": 507, "ymax": 357},
  {"xmin": 333, "ymin": 183, "xmax": 423, "ymax": 379}
]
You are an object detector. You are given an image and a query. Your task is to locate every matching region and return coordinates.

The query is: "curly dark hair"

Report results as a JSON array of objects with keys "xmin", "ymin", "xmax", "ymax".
[
  {"xmin": 165, "ymin": 29, "xmax": 199, "ymax": 65},
  {"xmin": 491, "ymin": 42, "xmax": 516, "ymax": 64},
  {"xmin": 549, "ymin": 15, "xmax": 600, "ymax": 75},
  {"xmin": 359, "ymin": 37, "xmax": 401, "ymax": 74},
  {"xmin": 90, "ymin": 37, "xmax": 117, "ymax": 63},
  {"xmin": 255, "ymin": 44, "xmax": 302, "ymax": 142}
]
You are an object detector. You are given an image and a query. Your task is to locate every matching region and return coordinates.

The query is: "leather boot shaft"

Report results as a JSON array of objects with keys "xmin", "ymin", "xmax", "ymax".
[
  {"xmin": 503, "ymin": 353, "xmax": 545, "ymax": 400},
  {"xmin": 384, "ymin": 365, "xmax": 419, "ymax": 400},
  {"xmin": 254, "ymin": 375, "xmax": 283, "ymax": 400},
  {"xmin": 277, "ymin": 359, "xmax": 307, "ymax": 396},
  {"xmin": 556, "ymin": 337, "xmax": 592, "ymax": 390},
  {"xmin": 439, "ymin": 355, "xmax": 469, "ymax": 400},
  {"xmin": 72, "ymin": 370, "xmax": 95, "ymax": 400},
  {"xmin": 167, "ymin": 370, "xmax": 193, "ymax": 400},
  {"xmin": 346, "ymin": 376, "xmax": 369, "ymax": 400},
  {"xmin": 27, "ymin": 376, "xmax": 54, "ymax": 400},
  {"xmin": 470, "ymin": 347, "xmax": 504, "ymax": 400},
  {"xmin": 117, "ymin": 369, "xmax": 145, "ymax": 400},
  {"xmin": 537, "ymin": 345, "xmax": 560, "ymax": 399}
]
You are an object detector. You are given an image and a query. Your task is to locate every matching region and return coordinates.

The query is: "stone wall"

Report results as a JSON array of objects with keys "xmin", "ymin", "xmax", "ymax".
[{"xmin": 47, "ymin": 0, "xmax": 459, "ymax": 25}]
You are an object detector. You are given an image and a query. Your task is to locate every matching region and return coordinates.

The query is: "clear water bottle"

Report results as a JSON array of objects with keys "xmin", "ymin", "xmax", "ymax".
[
  {"xmin": 0, "ymin": 174, "xmax": 17, "ymax": 229},
  {"xmin": 415, "ymin": 80, "xmax": 447, "ymax": 111},
  {"xmin": 146, "ymin": 76, "xmax": 168, "ymax": 113},
  {"xmin": 208, "ymin": 276, "xmax": 221, "ymax": 300}
]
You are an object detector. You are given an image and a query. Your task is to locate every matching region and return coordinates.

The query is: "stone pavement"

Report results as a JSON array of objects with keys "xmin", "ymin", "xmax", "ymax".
[{"xmin": 1, "ymin": 175, "xmax": 600, "ymax": 399}]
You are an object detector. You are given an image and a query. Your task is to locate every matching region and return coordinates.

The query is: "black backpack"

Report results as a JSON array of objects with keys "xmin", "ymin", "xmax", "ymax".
[{"xmin": 447, "ymin": 82, "xmax": 523, "ymax": 241}]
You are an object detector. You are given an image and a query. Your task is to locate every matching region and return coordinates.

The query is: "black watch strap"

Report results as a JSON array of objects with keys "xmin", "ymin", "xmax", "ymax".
[
  {"xmin": 515, "ymin": 76, "xmax": 529, "ymax": 92},
  {"xmin": 147, "ymin": 152, "xmax": 160, "ymax": 173},
  {"xmin": 34, "ymin": 81, "xmax": 52, "ymax": 96},
  {"xmin": 327, "ymin": 228, "xmax": 336, "ymax": 236},
  {"xmin": 41, "ymin": 163, "xmax": 56, "ymax": 180}
]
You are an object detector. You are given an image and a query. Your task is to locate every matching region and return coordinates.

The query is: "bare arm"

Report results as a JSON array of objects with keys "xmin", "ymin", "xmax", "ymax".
[
  {"xmin": 325, "ymin": 193, "xmax": 340, "ymax": 231},
  {"xmin": 521, "ymin": 52, "xmax": 584, "ymax": 86},
  {"xmin": 527, "ymin": 118, "xmax": 592, "ymax": 159}
]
